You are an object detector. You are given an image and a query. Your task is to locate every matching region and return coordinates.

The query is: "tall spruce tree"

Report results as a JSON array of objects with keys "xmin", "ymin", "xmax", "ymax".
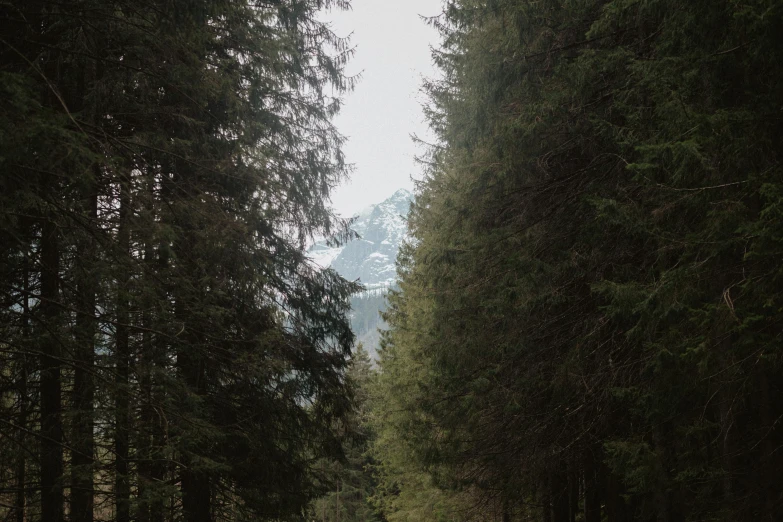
[
  {"xmin": 374, "ymin": 1, "xmax": 783, "ymax": 521},
  {"xmin": 307, "ymin": 345, "xmax": 383, "ymax": 522},
  {"xmin": 0, "ymin": 1, "xmax": 359, "ymax": 520}
]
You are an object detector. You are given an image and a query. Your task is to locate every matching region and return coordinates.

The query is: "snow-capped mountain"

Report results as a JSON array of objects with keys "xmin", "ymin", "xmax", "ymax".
[
  {"xmin": 308, "ymin": 188, "xmax": 413, "ymax": 358},
  {"xmin": 309, "ymin": 188, "xmax": 412, "ymax": 291}
]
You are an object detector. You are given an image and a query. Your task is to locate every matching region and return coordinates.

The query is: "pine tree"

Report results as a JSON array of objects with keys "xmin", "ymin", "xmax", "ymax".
[
  {"xmin": 0, "ymin": 1, "xmax": 360, "ymax": 520},
  {"xmin": 374, "ymin": 1, "xmax": 783, "ymax": 521},
  {"xmin": 307, "ymin": 345, "xmax": 383, "ymax": 522}
]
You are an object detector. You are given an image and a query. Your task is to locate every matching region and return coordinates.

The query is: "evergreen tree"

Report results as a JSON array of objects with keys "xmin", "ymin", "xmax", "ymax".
[
  {"xmin": 308, "ymin": 345, "xmax": 382, "ymax": 522},
  {"xmin": 0, "ymin": 1, "xmax": 359, "ymax": 520},
  {"xmin": 374, "ymin": 1, "xmax": 783, "ymax": 521}
]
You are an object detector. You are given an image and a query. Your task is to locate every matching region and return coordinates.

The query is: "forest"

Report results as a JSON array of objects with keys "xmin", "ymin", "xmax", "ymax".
[
  {"xmin": 2, "ymin": 0, "xmax": 783, "ymax": 522},
  {"xmin": 0, "ymin": 0, "xmax": 358, "ymax": 520}
]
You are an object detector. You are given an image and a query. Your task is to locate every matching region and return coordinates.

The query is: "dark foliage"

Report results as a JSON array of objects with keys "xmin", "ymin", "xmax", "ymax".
[
  {"xmin": 0, "ymin": 1, "xmax": 359, "ymax": 520},
  {"xmin": 374, "ymin": 1, "xmax": 783, "ymax": 521}
]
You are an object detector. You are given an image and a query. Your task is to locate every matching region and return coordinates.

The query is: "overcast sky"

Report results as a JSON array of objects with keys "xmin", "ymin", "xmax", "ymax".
[{"xmin": 321, "ymin": 0, "xmax": 443, "ymax": 217}]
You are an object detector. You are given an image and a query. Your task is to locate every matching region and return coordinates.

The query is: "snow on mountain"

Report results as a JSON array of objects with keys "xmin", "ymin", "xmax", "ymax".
[
  {"xmin": 309, "ymin": 188, "xmax": 412, "ymax": 291},
  {"xmin": 307, "ymin": 243, "xmax": 343, "ymax": 269},
  {"xmin": 308, "ymin": 188, "xmax": 413, "ymax": 358}
]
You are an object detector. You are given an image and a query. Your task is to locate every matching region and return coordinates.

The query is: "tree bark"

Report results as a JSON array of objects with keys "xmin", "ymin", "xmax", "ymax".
[
  {"xmin": 542, "ymin": 479, "xmax": 552, "ymax": 522},
  {"xmin": 552, "ymin": 467, "xmax": 570, "ymax": 522},
  {"xmin": 137, "ymin": 169, "xmax": 154, "ymax": 522},
  {"xmin": 40, "ymin": 214, "xmax": 64, "ymax": 522},
  {"xmin": 115, "ymin": 173, "xmax": 132, "ymax": 522},
  {"xmin": 138, "ymin": 325, "xmax": 153, "ymax": 522},
  {"xmin": 138, "ymin": 167, "xmax": 168, "ymax": 522},
  {"xmin": 568, "ymin": 463, "xmax": 579, "ymax": 522},
  {"xmin": 72, "ymin": 172, "xmax": 98, "ymax": 522},
  {"xmin": 179, "ymin": 340, "xmax": 211, "ymax": 522},
  {"xmin": 15, "ymin": 247, "xmax": 31, "ymax": 522},
  {"xmin": 15, "ymin": 360, "xmax": 27, "ymax": 522},
  {"xmin": 716, "ymin": 330, "xmax": 734, "ymax": 507},
  {"xmin": 174, "ymin": 176, "xmax": 211, "ymax": 522},
  {"xmin": 150, "ymin": 310, "xmax": 167, "ymax": 522},
  {"xmin": 583, "ymin": 449, "xmax": 601, "ymax": 522},
  {"xmin": 758, "ymin": 370, "xmax": 779, "ymax": 521},
  {"xmin": 606, "ymin": 472, "xmax": 629, "ymax": 522}
]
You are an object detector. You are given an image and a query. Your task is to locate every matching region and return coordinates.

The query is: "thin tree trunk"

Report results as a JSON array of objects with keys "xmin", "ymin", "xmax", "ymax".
[
  {"xmin": 606, "ymin": 472, "xmax": 629, "ymax": 522},
  {"xmin": 179, "ymin": 398, "xmax": 211, "ymax": 520},
  {"xmin": 177, "ymin": 297, "xmax": 210, "ymax": 520},
  {"xmin": 759, "ymin": 371, "xmax": 778, "ymax": 521},
  {"xmin": 139, "ymin": 200, "xmax": 167, "ymax": 522},
  {"xmin": 179, "ymin": 337, "xmax": 211, "ymax": 522},
  {"xmin": 150, "ymin": 320, "xmax": 167, "ymax": 522},
  {"xmin": 151, "ymin": 170, "xmax": 172, "ymax": 522},
  {"xmin": 138, "ymin": 328, "xmax": 153, "ymax": 522},
  {"xmin": 15, "ymin": 247, "xmax": 31, "ymax": 522},
  {"xmin": 15, "ymin": 364, "xmax": 27, "ymax": 522},
  {"xmin": 40, "ymin": 214, "xmax": 64, "ymax": 522},
  {"xmin": 72, "ymin": 174, "xmax": 98, "ymax": 522},
  {"xmin": 174, "ymin": 169, "xmax": 211, "ymax": 522},
  {"xmin": 552, "ymin": 468, "xmax": 569, "ymax": 522},
  {"xmin": 542, "ymin": 479, "xmax": 552, "ymax": 522},
  {"xmin": 568, "ymin": 463, "xmax": 579, "ymax": 522},
  {"xmin": 716, "ymin": 331, "xmax": 734, "ymax": 507},
  {"xmin": 583, "ymin": 449, "xmax": 601, "ymax": 522},
  {"xmin": 138, "ymin": 170, "xmax": 155, "ymax": 522},
  {"xmin": 116, "ymin": 173, "xmax": 132, "ymax": 522},
  {"xmin": 149, "ymin": 169, "xmax": 168, "ymax": 522}
]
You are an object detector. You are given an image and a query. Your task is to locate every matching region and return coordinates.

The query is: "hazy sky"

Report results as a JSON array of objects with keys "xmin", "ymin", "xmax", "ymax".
[{"xmin": 321, "ymin": 0, "xmax": 443, "ymax": 217}]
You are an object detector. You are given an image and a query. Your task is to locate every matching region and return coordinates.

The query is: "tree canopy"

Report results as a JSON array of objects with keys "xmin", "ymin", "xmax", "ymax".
[
  {"xmin": 373, "ymin": 1, "xmax": 783, "ymax": 521},
  {"xmin": 0, "ymin": 1, "xmax": 359, "ymax": 520}
]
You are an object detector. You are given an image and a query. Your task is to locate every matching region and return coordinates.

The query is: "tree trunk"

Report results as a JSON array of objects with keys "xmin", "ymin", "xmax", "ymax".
[
  {"xmin": 759, "ymin": 370, "xmax": 779, "ymax": 521},
  {"xmin": 606, "ymin": 472, "xmax": 629, "ymax": 522},
  {"xmin": 176, "ymin": 283, "xmax": 210, "ymax": 520},
  {"xmin": 137, "ymin": 170, "xmax": 155, "ymax": 522},
  {"xmin": 717, "ymin": 344, "xmax": 734, "ymax": 507},
  {"xmin": 72, "ymin": 174, "xmax": 98, "ymax": 522},
  {"xmin": 583, "ymin": 449, "xmax": 601, "ymax": 522},
  {"xmin": 40, "ymin": 214, "xmax": 64, "ymax": 522},
  {"xmin": 174, "ymin": 167, "xmax": 211, "ymax": 522},
  {"xmin": 180, "ymin": 415, "xmax": 211, "ymax": 521},
  {"xmin": 179, "ymin": 340, "xmax": 211, "ymax": 522},
  {"xmin": 150, "ymin": 324, "xmax": 167, "ymax": 522},
  {"xmin": 568, "ymin": 463, "xmax": 579, "ymax": 522},
  {"xmin": 138, "ymin": 168, "xmax": 168, "ymax": 522},
  {"xmin": 552, "ymin": 467, "xmax": 570, "ymax": 522},
  {"xmin": 15, "ymin": 361, "xmax": 27, "ymax": 522},
  {"xmin": 115, "ymin": 174, "xmax": 132, "ymax": 522},
  {"xmin": 542, "ymin": 479, "xmax": 552, "ymax": 522},
  {"xmin": 15, "ymin": 248, "xmax": 31, "ymax": 522},
  {"xmin": 139, "ymin": 259, "xmax": 167, "ymax": 522},
  {"xmin": 138, "ymin": 325, "xmax": 154, "ymax": 522}
]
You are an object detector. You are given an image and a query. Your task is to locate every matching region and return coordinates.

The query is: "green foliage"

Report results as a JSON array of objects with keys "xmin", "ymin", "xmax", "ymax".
[
  {"xmin": 306, "ymin": 346, "xmax": 384, "ymax": 522},
  {"xmin": 0, "ymin": 1, "xmax": 358, "ymax": 520},
  {"xmin": 372, "ymin": 0, "xmax": 783, "ymax": 521}
]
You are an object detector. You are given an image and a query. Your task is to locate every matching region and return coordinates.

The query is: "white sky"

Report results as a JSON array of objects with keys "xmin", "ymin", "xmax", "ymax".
[{"xmin": 321, "ymin": 0, "xmax": 443, "ymax": 217}]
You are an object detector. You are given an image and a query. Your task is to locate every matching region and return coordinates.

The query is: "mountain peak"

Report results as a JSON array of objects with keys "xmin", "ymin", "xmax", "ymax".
[
  {"xmin": 308, "ymin": 189, "xmax": 414, "ymax": 358},
  {"xmin": 308, "ymin": 188, "xmax": 413, "ymax": 289}
]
